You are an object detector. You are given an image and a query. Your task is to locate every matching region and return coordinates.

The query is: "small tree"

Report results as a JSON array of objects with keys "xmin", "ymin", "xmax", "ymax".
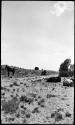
[
  {"xmin": 35, "ymin": 67, "xmax": 39, "ymax": 70},
  {"xmin": 59, "ymin": 58, "xmax": 71, "ymax": 77},
  {"xmin": 41, "ymin": 70, "xmax": 47, "ymax": 75}
]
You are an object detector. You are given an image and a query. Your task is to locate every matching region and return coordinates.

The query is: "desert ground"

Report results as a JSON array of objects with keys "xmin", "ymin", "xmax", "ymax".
[{"xmin": 1, "ymin": 75, "xmax": 74, "ymax": 124}]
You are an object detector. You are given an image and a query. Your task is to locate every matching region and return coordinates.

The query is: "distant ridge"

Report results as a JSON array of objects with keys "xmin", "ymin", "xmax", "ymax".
[{"xmin": 1, "ymin": 65, "xmax": 58, "ymax": 78}]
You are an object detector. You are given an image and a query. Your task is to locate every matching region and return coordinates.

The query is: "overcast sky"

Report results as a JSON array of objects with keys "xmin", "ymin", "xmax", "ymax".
[{"xmin": 1, "ymin": 1, "xmax": 74, "ymax": 71}]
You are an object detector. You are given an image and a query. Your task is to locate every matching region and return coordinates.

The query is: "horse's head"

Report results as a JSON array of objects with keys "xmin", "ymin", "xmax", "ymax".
[{"xmin": 5, "ymin": 65, "xmax": 9, "ymax": 70}]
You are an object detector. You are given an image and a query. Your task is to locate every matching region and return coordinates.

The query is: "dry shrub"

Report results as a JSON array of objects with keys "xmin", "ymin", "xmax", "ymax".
[
  {"xmin": 38, "ymin": 98, "xmax": 45, "ymax": 104},
  {"xmin": 25, "ymin": 113, "xmax": 31, "ymax": 118},
  {"xmin": 13, "ymin": 81, "xmax": 19, "ymax": 86},
  {"xmin": 51, "ymin": 111, "xmax": 63, "ymax": 122},
  {"xmin": 47, "ymin": 94, "xmax": 56, "ymax": 98},
  {"xmin": 65, "ymin": 112, "xmax": 71, "ymax": 117},
  {"xmin": 51, "ymin": 112, "xmax": 55, "ymax": 118},
  {"xmin": 38, "ymin": 98, "xmax": 45, "ymax": 107},
  {"xmin": 55, "ymin": 112, "xmax": 63, "ymax": 121},
  {"xmin": 20, "ymin": 82, "xmax": 23, "ymax": 84},
  {"xmin": 2, "ymin": 97, "xmax": 19, "ymax": 114},
  {"xmin": 32, "ymin": 107, "xmax": 40, "ymax": 113},
  {"xmin": 20, "ymin": 95, "xmax": 33, "ymax": 104}
]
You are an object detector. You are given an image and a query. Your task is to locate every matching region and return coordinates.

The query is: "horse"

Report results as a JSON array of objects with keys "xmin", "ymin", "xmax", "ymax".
[{"xmin": 5, "ymin": 65, "xmax": 15, "ymax": 77}]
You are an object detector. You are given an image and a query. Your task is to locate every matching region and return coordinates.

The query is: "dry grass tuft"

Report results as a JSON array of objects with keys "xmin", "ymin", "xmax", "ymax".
[
  {"xmin": 65, "ymin": 112, "xmax": 71, "ymax": 117},
  {"xmin": 2, "ymin": 97, "xmax": 19, "ymax": 114}
]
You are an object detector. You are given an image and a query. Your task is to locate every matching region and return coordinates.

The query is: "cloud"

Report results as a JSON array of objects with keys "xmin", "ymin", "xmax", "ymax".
[{"xmin": 50, "ymin": 1, "xmax": 74, "ymax": 16}]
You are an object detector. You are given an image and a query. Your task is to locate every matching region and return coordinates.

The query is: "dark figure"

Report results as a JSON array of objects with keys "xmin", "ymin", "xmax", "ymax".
[
  {"xmin": 46, "ymin": 76, "xmax": 61, "ymax": 82},
  {"xmin": 5, "ymin": 65, "xmax": 15, "ymax": 77}
]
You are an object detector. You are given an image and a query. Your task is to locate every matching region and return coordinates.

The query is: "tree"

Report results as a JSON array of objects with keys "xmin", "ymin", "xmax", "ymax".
[
  {"xmin": 35, "ymin": 67, "xmax": 39, "ymax": 70},
  {"xmin": 59, "ymin": 58, "xmax": 71, "ymax": 77}
]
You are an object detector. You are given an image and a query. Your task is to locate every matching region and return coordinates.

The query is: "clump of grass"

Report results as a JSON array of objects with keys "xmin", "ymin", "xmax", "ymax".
[
  {"xmin": 46, "ymin": 94, "xmax": 56, "ymax": 98},
  {"xmin": 2, "ymin": 97, "xmax": 19, "ymax": 114},
  {"xmin": 32, "ymin": 107, "xmax": 40, "ymax": 113}
]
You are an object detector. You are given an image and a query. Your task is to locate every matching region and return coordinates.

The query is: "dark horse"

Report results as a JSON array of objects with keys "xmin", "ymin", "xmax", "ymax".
[{"xmin": 5, "ymin": 65, "xmax": 15, "ymax": 77}]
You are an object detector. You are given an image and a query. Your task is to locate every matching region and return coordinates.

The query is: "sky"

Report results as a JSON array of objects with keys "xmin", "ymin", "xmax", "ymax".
[{"xmin": 1, "ymin": 1, "xmax": 74, "ymax": 71}]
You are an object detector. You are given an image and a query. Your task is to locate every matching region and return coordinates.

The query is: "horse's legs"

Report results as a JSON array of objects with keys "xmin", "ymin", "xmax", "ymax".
[
  {"xmin": 12, "ymin": 71, "xmax": 14, "ymax": 76},
  {"xmin": 8, "ymin": 71, "xmax": 9, "ymax": 77},
  {"xmin": 12, "ymin": 69, "xmax": 15, "ymax": 76}
]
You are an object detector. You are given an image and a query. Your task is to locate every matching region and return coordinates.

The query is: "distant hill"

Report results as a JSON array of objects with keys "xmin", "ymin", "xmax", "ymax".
[{"xmin": 1, "ymin": 65, "xmax": 58, "ymax": 78}]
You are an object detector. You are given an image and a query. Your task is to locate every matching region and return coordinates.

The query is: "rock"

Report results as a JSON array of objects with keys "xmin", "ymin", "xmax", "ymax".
[{"xmin": 63, "ymin": 78, "xmax": 74, "ymax": 87}]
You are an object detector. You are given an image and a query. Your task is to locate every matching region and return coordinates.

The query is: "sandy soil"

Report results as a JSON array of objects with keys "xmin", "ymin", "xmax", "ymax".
[{"xmin": 1, "ymin": 76, "xmax": 74, "ymax": 124}]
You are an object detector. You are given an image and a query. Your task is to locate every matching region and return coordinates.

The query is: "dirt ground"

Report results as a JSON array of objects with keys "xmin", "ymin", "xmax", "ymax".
[{"xmin": 1, "ymin": 75, "xmax": 74, "ymax": 124}]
